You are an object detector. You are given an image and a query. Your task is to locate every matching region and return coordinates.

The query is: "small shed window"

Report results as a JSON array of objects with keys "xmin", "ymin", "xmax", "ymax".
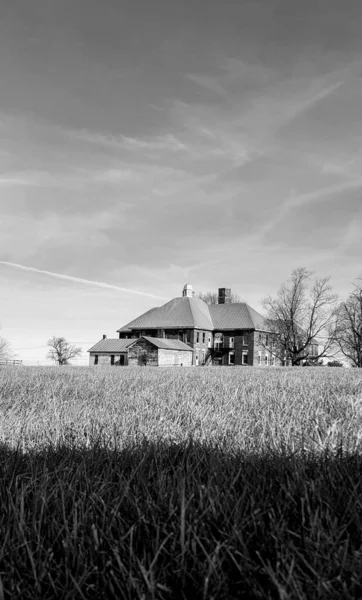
[{"xmin": 94, "ymin": 355, "xmax": 99, "ymax": 365}]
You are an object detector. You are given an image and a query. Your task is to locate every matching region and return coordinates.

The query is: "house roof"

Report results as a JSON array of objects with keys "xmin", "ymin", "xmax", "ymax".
[
  {"xmin": 117, "ymin": 296, "xmax": 265, "ymax": 333},
  {"xmin": 88, "ymin": 336, "xmax": 193, "ymax": 353},
  {"xmin": 209, "ymin": 303, "xmax": 265, "ymax": 330},
  {"xmin": 88, "ymin": 339, "xmax": 135, "ymax": 353},
  {"xmin": 117, "ymin": 297, "xmax": 214, "ymax": 331},
  {"xmin": 141, "ymin": 337, "xmax": 193, "ymax": 351}
]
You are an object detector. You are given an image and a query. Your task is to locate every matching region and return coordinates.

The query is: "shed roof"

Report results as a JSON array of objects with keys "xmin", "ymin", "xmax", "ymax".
[
  {"xmin": 88, "ymin": 339, "xmax": 135, "ymax": 353},
  {"xmin": 141, "ymin": 337, "xmax": 193, "ymax": 351}
]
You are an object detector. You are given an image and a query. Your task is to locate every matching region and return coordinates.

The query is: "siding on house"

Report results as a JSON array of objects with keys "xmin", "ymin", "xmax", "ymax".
[
  {"xmin": 128, "ymin": 338, "xmax": 158, "ymax": 366},
  {"xmin": 158, "ymin": 349, "xmax": 192, "ymax": 367},
  {"xmin": 89, "ymin": 352, "xmax": 128, "ymax": 367}
]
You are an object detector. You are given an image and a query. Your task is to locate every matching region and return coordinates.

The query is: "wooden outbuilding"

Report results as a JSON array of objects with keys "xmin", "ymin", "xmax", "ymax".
[{"xmin": 88, "ymin": 336, "xmax": 193, "ymax": 367}]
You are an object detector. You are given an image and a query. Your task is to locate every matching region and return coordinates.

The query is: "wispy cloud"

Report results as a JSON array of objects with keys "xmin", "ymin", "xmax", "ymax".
[
  {"xmin": 0, "ymin": 262, "xmax": 168, "ymax": 300},
  {"xmin": 283, "ymin": 80, "xmax": 344, "ymax": 125},
  {"xmin": 0, "ymin": 171, "xmax": 50, "ymax": 187},
  {"xmin": 68, "ymin": 129, "xmax": 188, "ymax": 153},
  {"xmin": 257, "ymin": 177, "xmax": 362, "ymax": 239}
]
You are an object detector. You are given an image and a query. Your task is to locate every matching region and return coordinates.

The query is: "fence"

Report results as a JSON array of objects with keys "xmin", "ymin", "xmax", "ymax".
[{"xmin": 0, "ymin": 360, "xmax": 23, "ymax": 366}]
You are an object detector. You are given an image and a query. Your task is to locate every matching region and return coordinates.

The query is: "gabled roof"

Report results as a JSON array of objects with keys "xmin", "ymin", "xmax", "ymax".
[
  {"xmin": 208, "ymin": 303, "xmax": 265, "ymax": 330},
  {"xmin": 117, "ymin": 297, "xmax": 214, "ymax": 331},
  {"xmin": 142, "ymin": 337, "xmax": 193, "ymax": 351},
  {"xmin": 88, "ymin": 336, "xmax": 193, "ymax": 353},
  {"xmin": 88, "ymin": 339, "xmax": 135, "ymax": 353}
]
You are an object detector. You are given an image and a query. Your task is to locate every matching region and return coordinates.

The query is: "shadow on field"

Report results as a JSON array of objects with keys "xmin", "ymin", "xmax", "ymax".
[{"xmin": 1, "ymin": 439, "xmax": 362, "ymax": 600}]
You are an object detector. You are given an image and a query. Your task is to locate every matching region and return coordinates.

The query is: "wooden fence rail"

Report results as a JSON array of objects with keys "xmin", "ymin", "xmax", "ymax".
[{"xmin": 0, "ymin": 360, "xmax": 23, "ymax": 366}]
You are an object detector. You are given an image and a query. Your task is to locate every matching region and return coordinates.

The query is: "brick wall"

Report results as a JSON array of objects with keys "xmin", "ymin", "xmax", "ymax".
[
  {"xmin": 252, "ymin": 331, "xmax": 279, "ymax": 366},
  {"xmin": 234, "ymin": 331, "xmax": 252, "ymax": 365},
  {"xmin": 192, "ymin": 329, "xmax": 213, "ymax": 365}
]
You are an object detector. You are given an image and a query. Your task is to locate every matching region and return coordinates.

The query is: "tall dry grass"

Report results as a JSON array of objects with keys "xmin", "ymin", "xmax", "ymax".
[{"xmin": 1, "ymin": 366, "xmax": 362, "ymax": 599}]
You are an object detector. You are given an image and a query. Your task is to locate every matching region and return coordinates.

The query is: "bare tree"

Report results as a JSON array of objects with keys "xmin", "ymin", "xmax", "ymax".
[
  {"xmin": 262, "ymin": 268, "xmax": 338, "ymax": 366},
  {"xmin": 332, "ymin": 277, "xmax": 362, "ymax": 368},
  {"xmin": 0, "ymin": 327, "xmax": 12, "ymax": 362},
  {"xmin": 47, "ymin": 336, "xmax": 82, "ymax": 366},
  {"xmin": 198, "ymin": 291, "xmax": 243, "ymax": 304}
]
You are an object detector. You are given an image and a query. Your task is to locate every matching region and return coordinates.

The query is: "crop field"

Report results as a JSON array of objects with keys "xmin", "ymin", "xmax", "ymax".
[{"xmin": 1, "ymin": 366, "xmax": 362, "ymax": 599}]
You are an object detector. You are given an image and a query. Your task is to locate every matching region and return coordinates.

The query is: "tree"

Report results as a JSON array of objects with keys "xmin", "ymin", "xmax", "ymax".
[
  {"xmin": 332, "ymin": 277, "xmax": 362, "ymax": 368},
  {"xmin": 261, "ymin": 268, "xmax": 338, "ymax": 366},
  {"xmin": 0, "ymin": 326, "xmax": 12, "ymax": 362},
  {"xmin": 198, "ymin": 291, "xmax": 243, "ymax": 304},
  {"xmin": 47, "ymin": 336, "xmax": 82, "ymax": 366}
]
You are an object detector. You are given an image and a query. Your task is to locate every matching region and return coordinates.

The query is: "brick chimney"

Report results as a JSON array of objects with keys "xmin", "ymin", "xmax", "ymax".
[
  {"xmin": 103, "ymin": 334, "xmax": 107, "ymax": 339},
  {"xmin": 218, "ymin": 288, "xmax": 231, "ymax": 304}
]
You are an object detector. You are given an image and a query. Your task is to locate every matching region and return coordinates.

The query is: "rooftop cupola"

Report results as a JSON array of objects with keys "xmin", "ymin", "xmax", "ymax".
[{"xmin": 182, "ymin": 283, "xmax": 194, "ymax": 298}]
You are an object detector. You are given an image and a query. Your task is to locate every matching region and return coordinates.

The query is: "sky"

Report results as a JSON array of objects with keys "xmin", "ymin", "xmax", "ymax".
[{"xmin": 1, "ymin": 0, "xmax": 362, "ymax": 365}]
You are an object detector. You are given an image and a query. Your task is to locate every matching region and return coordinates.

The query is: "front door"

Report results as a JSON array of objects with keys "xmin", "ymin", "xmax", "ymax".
[{"xmin": 119, "ymin": 355, "xmax": 125, "ymax": 366}]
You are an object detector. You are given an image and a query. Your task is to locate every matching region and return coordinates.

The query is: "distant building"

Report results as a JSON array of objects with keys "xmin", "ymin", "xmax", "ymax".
[{"xmin": 88, "ymin": 284, "xmax": 286, "ymax": 367}]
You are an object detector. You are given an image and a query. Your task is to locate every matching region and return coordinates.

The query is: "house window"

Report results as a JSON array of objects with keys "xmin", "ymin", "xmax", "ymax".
[
  {"xmin": 258, "ymin": 351, "xmax": 261, "ymax": 365},
  {"xmin": 258, "ymin": 333, "xmax": 262, "ymax": 343},
  {"xmin": 265, "ymin": 334, "xmax": 269, "ymax": 347},
  {"xmin": 111, "ymin": 355, "xmax": 115, "ymax": 366},
  {"xmin": 214, "ymin": 333, "xmax": 223, "ymax": 349},
  {"xmin": 196, "ymin": 331, "xmax": 200, "ymax": 343},
  {"xmin": 94, "ymin": 355, "xmax": 99, "ymax": 365},
  {"xmin": 202, "ymin": 332, "xmax": 206, "ymax": 344},
  {"xmin": 242, "ymin": 335, "xmax": 248, "ymax": 346},
  {"xmin": 242, "ymin": 351, "xmax": 248, "ymax": 365},
  {"xmin": 208, "ymin": 335, "xmax": 212, "ymax": 348},
  {"xmin": 229, "ymin": 351, "xmax": 235, "ymax": 365},
  {"xmin": 229, "ymin": 337, "xmax": 234, "ymax": 349},
  {"xmin": 265, "ymin": 355, "xmax": 268, "ymax": 366}
]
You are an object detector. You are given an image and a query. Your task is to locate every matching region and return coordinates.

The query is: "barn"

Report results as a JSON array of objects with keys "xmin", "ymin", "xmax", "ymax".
[{"xmin": 88, "ymin": 336, "xmax": 193, "ymax": 367}]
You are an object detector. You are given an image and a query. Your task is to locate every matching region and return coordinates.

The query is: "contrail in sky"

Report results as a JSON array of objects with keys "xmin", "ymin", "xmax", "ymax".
[{"xmin": 0, "ymin": 261, "xmax": 167, "ymax": 300}]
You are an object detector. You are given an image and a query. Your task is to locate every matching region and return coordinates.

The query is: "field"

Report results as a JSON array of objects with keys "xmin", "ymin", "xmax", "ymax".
[{"xmin": 1, "ymin": 366, "xmax": 362, "ymax": 599}]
